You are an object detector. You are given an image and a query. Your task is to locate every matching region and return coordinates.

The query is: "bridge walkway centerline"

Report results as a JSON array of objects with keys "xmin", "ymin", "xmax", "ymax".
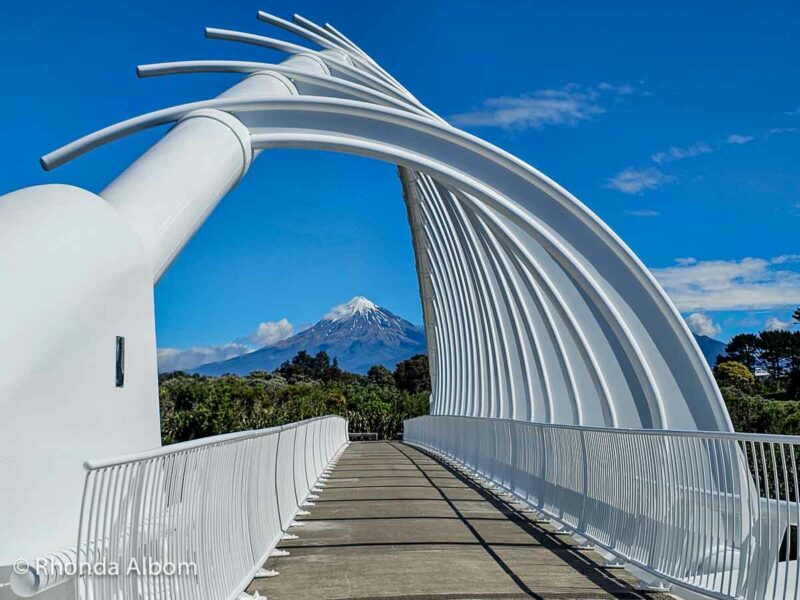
[{"xmin": 246, "ymin": 441, "xmax": 669, "ymax": 600}]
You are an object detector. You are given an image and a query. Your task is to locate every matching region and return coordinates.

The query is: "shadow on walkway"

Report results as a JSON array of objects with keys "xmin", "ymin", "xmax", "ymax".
[{"xmin": 248, "ymin": 442, "xmax": 669, "ymax": 600}]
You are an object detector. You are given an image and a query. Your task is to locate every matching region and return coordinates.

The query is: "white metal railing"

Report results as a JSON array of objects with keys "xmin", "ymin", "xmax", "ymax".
[
  {"xmin": 405, "ymin": 415, "xmax": 800, "ymax": 600},
  {"xmin": 12, "ymin": 415, "xmax": 347, "ymax": 599}
]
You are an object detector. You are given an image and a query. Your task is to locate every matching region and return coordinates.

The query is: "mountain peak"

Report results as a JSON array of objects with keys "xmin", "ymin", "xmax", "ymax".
[
  {"xmin": 193, "ymin": 295, "xmax": 426, "ymax": 375},
  {"xmin": 324, "ymin": 296, "xmax": 379, "ymax": 321}
]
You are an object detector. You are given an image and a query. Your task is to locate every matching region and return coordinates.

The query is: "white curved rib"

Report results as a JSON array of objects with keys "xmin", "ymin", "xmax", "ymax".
[
  {"xmin": 136, "ymin": 60, "xmax": 432, "ymax": 119},
  {"xmin": 257, "ymin": 11, "xmax": 403, "ymax": 93},
  {"xmin": 421, "ymin": 218, "xmax": 465, "ymax": 413},
  {"xmin": 204, "ymin": 27, "xmax": 437, "ymax": 119},
  {"xmin": 420, "ymin": 179, "xmax": 511, "ymax": 418},
  {"xmin": 441, "ymin": 184, "xmax": 508, "ymax": 419},
  {"xmin": 469, "ymin": 206, "xmax": 549, "ymax": 422},
  {"xmin": 42, "ymin": 93, "xmax": 729, "ymax": 430},
  {"xmin": 423, "ymin": 182, "xmax": 516, "ymax": 419},
  {"xmin": 301, "ymin": 16, "xmax": 417, "ymax": 100},
  {"xmin": 322, "ymin": 20, "xmax": 413, "ymax": 96},
  {"xmin": 53, "ymin": 97, "xmax": 648, "ymax": 422},
  {"xmin": 419, "ymin": 179, "xmax": 482, "ymax": 415},
  {"xmin": 244, "ymin": 127, "xmax": 662, "ymax": 425},
  {"xmin": 420, "ymin": 178, "xmax": 488, "ymax": 417}
]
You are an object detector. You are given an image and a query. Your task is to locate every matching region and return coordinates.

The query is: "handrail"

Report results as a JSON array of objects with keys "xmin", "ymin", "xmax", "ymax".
[
  {"xmin": 12, "ymin": 416, "xmax": 348, "ymax": 599},
  {"xmin": 423, "ymin": 413, "xmax": 800, "ymax": 444},
  {"xmin": 405, "ymin": 415, "xmax": 800, "ymax": 600},
  {"xmin": 82, "ymin": 416, "xmax": 326, "ymax": 470}
]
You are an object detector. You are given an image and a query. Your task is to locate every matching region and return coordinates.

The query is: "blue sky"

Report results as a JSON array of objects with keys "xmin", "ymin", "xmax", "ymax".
[{"xmin": 1, "ymin": 1, "xmax": 798, "ymax": 369}]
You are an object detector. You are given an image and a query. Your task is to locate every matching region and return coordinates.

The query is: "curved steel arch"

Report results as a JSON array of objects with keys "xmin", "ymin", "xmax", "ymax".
[{"xmin": 42, "ymin": 13, "xmax": 731, "ymax": 432}]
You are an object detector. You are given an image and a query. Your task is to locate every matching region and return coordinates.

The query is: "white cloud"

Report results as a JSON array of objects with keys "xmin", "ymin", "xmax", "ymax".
[
  {"xmin": 606, "ymin": 167, "xmax": 670, "ymax": 194},
  {"xmin": 787, "ymin": 107, "xmax": 800, "ymax": 116},
  {"xmin": 450, "ymin": 82, "xmax": 633, "ymax": 130},
  {"xmin": 685, "ymin": 312, "xmax": 721, "ymax": 337},
  {"xmin": 771, "ymin": 254, "xmax": 800, "ymax": 264},
  {"xmin": 158, "ymin": 318, "xmax": 294, "ymax": 372},
  {"xmin": 157, "ymin": 343, "xmax": 252, "ymax": 373},
  {"xmin": 619, "ymin": 129, "xmax": 793, "ymax": 193},
  {"xmin": 240, "ymin": 318, "xmax": 293, "ymax": 346},
  {"xmin": 652, "ymin": 255, "xmax": 800, "ymax": 311},
  {"xmin": 597, "ymin": 82, "xmax": 635, "ymax": 95},
  {"xmin": 765, "ymin": 316, "xmax": 793, "ymax": 331},
  {"xmin": 625, "ymin": 209, "xmax": 660, "ymax": 217},
  {"xmin": 451, "ymin": 87, "xmax": 602, "ymax": 129},
  {"xmin": 651, "ymin": 142, "xmax": 712, "ymax": 164},
  {"xmin": 726, "ymin": 134, "xmax": 754, "ymax": 145}
]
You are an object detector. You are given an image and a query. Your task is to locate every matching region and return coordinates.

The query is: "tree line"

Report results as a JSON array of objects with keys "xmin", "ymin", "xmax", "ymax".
[
  {"xmin": 714, "ymin": 307, "xmax": 800, "ymax": 434},
  {"xmin": 159, "ymin": 307, "xmax": 800, "ymax": 442},
  {"xmin": 159, "ymin": 351, "xmax": 431, "ymax": 445},
  {"xmin": 718, "ymin": 307, "xmax": 800, "ymax": 397}
]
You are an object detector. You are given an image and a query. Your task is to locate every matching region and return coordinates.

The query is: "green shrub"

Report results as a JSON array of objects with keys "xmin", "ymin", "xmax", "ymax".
[
  {"xmin": 159, "ymin": 355, "xmax": 431, "ymax": 444},
  {"xmin": 715, "ymin": 361, "xmax": 755, "ymax": 393},
  {"xmin": 720, "ymin": 386, "xmax": 800, "ymax": 435}
]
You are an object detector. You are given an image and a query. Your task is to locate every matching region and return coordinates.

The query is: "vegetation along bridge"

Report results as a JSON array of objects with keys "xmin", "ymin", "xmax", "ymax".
[{"xmin": 1, "ymin": 8, "xmax": 799, "ymax": 600}]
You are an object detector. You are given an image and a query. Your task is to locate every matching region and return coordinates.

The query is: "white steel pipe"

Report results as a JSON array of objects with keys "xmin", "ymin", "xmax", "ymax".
[
  {"xmin": 43, "ymin": 91, "xmax": 732, "ymax": 430},
  {"xmin": 100, "ymin": 52, "xmax": 344, "ymax": 282},
  {"xmin": 100, "ymin": 109, "xmax": 252, "ymax": 282}
]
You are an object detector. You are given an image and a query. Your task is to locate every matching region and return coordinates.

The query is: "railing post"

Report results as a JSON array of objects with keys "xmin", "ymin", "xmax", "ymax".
[
  {"xmin": 578, "ymin": 427, "xmax": 588, "ymax": 533},
  {"xmin": 401, "ymin": 415, "xmax": 800, "ymax": 600},
  {"xmin": 273, "ymin": 427, "xmax": 285, "ymax": 530}
]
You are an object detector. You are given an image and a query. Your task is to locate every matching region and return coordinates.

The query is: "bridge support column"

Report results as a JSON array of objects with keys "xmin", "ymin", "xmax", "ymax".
[
  {"xmin": 100, "ymin": 53, "xmax": 345, "ymax": 282},
  {"xmin": 101, "ymin": 108, "xmax": 253, "ymax": 282}
]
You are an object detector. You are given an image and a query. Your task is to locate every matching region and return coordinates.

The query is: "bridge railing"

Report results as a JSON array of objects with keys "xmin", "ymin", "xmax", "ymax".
[
  {"xmin": 12, "ymin": 415, "xmax": 348, "ymax": 599},
  {"xmin": 405, "ymin": 415, "xmax": 800, "ymax": 600}
]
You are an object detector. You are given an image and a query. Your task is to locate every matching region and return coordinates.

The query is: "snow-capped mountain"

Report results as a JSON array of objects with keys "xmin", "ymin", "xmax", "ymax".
[{"xmin": 193, "ymin": 296, "xmax": 426, "ymax": 376}]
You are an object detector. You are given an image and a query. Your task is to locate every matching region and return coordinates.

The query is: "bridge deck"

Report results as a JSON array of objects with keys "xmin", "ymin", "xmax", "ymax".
[{"xmin": 247, "ymin": 442, "xmax": 667, "ymax": 600}]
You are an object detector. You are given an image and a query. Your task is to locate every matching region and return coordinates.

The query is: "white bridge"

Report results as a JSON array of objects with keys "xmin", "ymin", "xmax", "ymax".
[{"xmin": 0, "ymin": 9, "xmax": 797, "ymax": 600}]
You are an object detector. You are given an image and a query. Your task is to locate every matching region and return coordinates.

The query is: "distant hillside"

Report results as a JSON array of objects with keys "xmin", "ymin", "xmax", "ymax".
[
  {"xmin": 693, "ymin": 334, "xmax": 727, "ymax": 367},
  {"xmin": 190, "ymin": 296, "xmax": 724, "ymax": 375},
  {"xmin": 193, "ymin": 296, "xmax": 426, "ymax": 376}
]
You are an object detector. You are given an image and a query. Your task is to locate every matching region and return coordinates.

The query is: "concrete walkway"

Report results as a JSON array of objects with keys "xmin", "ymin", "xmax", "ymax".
[{"xmin": 247, "ymin": 442, "xmax": 669, "ymax": 600}]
